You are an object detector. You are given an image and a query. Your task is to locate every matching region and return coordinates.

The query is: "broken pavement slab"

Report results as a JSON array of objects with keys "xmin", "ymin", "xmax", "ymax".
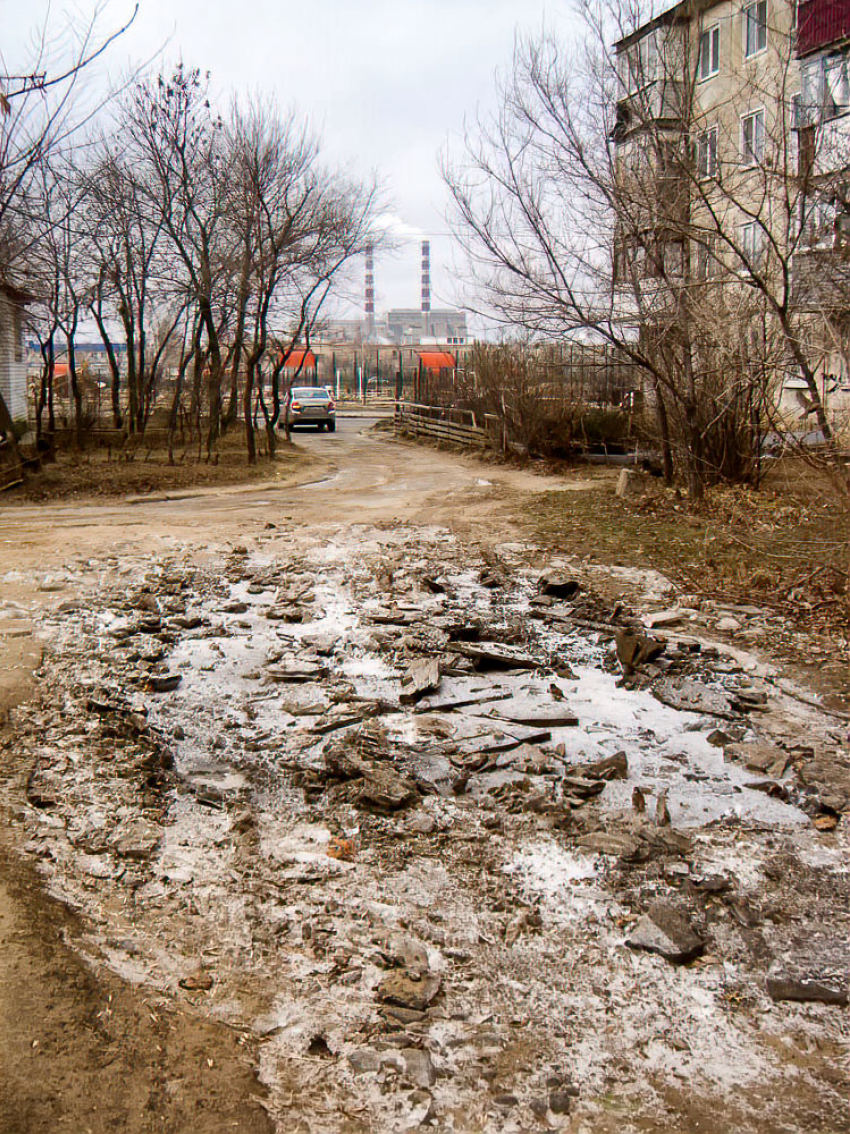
[
  {"xmin": 643, "ymin": 609, "xmax": 687, "ymax": 629},
  {"xmin": 653, "ymin": 677, "xmax": 736, "ymax": 718},
  {"xmin": 766, "ymin": 973, "xmax": 848, "ymax": 1007},
  {"xmin": 538, "ymin": 569, "xmax": 581, "ymax": 599},
  {"xmin": 399, "ymin": 657, "xmax": 441, "ymax": 704},
  {"xmin": 449, "ymin": 641, "xmax": 539, "ymax": 671},
  {"xmin": 626, "ymin": 902, "xmax": 706, "ymax": 963},
  {"xmin": 479, "ymin": 695, "xmax": 579, "ymax": 727},
  {"xmin": 615, "ymin": 630, "xmax": 666, "ymax": 674}
]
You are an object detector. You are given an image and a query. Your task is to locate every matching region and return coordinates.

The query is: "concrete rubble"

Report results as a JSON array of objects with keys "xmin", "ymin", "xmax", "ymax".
[{"xmin": 1, "ymin": 526, "xmax": 848, "ymax": 1133}]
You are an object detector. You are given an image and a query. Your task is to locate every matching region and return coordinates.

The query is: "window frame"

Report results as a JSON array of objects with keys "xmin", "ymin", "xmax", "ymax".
[
  {"xmin": 696, "ymin": 234, "xmax": 721, "ymax": 280},
  {"xmin": 823, "ymin": 51, "xmax": 850, "ymax": 120},
  {"xmin": 744, "ymin": 0, "xmax": 768, "ymax": 59},
  {"xmin": 740, "ymin": 107, "xmax": 766, "ymax": 166},
  {"xmin": 740, "ymin": 220, "xmax": 765, "ymax": 266},
  {"xmin": 698, "ymin": 24, "xmax": 720, "ymax": 81},
  {"xmin": 696, "ymin": 124, "xmax": 719, "ymax": 178}
]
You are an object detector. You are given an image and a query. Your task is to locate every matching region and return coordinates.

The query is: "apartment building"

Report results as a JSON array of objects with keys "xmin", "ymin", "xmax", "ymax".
[
  {"xmin": 793, "ymin": 0, "xmax": 850, "ymax": 407},
  {"xmin": 612, "ymin": 0, "xmax": 798, "ymax": 285},
  {"xmin": 611, "ymin": 0, "xmax": 850, "ymax": 431}
]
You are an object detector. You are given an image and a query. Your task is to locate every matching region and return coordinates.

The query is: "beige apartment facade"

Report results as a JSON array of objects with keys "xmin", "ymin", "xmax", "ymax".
[{"xmin": 612, "ymin": 0, "xmax": 850, "ymax": 435}]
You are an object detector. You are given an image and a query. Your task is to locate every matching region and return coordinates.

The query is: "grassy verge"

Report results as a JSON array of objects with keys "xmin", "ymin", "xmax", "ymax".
[
  {"xmin": 529, "ymin": 458, "xmax": 850, "ymax": 649},
  {"xmin": 9, "ymin": 434, "xmax": 318, "ymax": 504}
]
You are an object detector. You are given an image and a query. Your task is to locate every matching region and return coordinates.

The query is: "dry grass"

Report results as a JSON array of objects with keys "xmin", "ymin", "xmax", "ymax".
[
  {"xmin": 530, "ymin": 458, "xmax": 850, "ymax": 643},
  {"xmin": 11, "ymin": 434, "xmax": 317, "ymax": 504}
]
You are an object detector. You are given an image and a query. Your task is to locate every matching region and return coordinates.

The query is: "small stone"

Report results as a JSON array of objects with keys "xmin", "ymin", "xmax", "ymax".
[
  {"xmin": 627, "ymin": 902, "xmax": 705, "ymax": 963},
  {"xmin": 725, "ymin": 742, "xmax": 786, "ymax": 774},
  {"xmin": 407, "ymin": 812, "xmax": 437, "ymax": 835},
  {"xmin": 402, "ymin": 1048, "xmax": 436, "ymax": 1088},
  {"xmin": 813, "ymin": 814, "xmax": 839, "ymax": 831},
  {"xmin": 377, "ymin": 971, "xmax": 442, "ymax": 1011},
  {"xmin": 766, "ymin": 974, "xmax": 848, "ymax": 1006},
  {"xmin": 379, "ymin": 1005, "xmax": 426, "ymax": 1025},
  {"xmin": 583, "ymin": 751, "xmax": 628, "ymax": 780},
  {"xmin": 549, "ymin": 1091, "xmax": 572, "ymax": 1115},
  {"xmin": 655, "ymin": 790, "xmax": 671, "ymax": 827},
  {"xmin": 492, "ymin": 1093, "xmax": 518, "ymax": 1108},
  {"xmin": 179, "ymin": 972, "xmax": 213, "ymax": 991},
  {"xmin": 348, "ymin": 1048, "xmax": 380, "ymax": 1074},
  {"xmin": 706, "ymin": 729, "xmax": 732, "ymax": 747},
  {"xmin": 644, "ymin": 609, "xmax": 684, "ymax": 629},
  {"xmin": 717, "ymin": 616, "xmax": 742, "ymax": 632},
  {"xmin": 149, "ymin": 673, "xmax": 182, "ymax": 693}
]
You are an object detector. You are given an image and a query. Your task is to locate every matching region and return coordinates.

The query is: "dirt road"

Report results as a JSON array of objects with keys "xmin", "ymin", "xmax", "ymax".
[{"xmin": 0, "ymin": 421, "xmax": 847, "ymax": 1134}]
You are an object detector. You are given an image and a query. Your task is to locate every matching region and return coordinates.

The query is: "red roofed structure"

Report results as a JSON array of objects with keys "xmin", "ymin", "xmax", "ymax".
[
  {"xmin": 417, "ymin": 351, "xmax": 456, "ymax": 371},
  {"xmin": 282, "ymin": 349, "xmax": 317, "ymax": 370}
]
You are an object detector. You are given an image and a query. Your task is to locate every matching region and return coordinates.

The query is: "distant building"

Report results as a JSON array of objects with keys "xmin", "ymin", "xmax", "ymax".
[
  {"xmin": 0, "ymin": 284, "xmax": 30, "ymax": 423},
  {"xmin": 319, "ymin": 308, "xmax": 467, "ymax": 346},
  {"xmin": 382, "ymin": 308, "xmax": 467, "ymax": 345}
]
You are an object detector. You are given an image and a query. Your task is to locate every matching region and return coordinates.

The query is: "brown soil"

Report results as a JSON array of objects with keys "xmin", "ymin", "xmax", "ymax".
[{"xmin": 0, "ymin": 835, "xmax": 272, "ymax": 1134}]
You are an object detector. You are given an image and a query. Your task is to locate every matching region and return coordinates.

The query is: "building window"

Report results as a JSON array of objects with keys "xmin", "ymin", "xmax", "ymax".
[
  {"xmin": 741, "ymin": 221, "xmax": 765, "ymax": 266},
  {"xmin": 696, "ymin": 234, "xmax": 721, "ymax": 279},
  {"xmin": 823, "ymin": 52, "xmax": 850, "ymax": 118},
  {"xmin": 698, "ymin": 25, "xmax": 720, "ymax": 80},
  {"xmin": 741, "ymin": 109, "xmax": 765, "ymax": 165},
  {"xmin": 744, "ymin": 0, "xmax": 767, "ymax": 57},
  {"xmin": 696, "ymin": 126, "xmax": 718, "ymax": 177},
  {"xmin": 624, "ymin": 32, "xmax": 658, "ymax": 93}
]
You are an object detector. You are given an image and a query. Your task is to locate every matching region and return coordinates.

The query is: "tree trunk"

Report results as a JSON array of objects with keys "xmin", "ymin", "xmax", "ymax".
[
  {"xmin": 243, "ymin": 354, "xmax": 257, "ymax": 465},
  {"xmin": 202, "ymin": 302, "xmax": 223, "ymax": 458},
  {"xmin": 652, "ymin": 376, "xmax": 674, "ymax": 486},
  {"xmin": 91, "ymin": 304, "xmax": 123, "ymax": 429},
  {"xmin": 67, "ymin": 336, "xmax": 84, "ymax": 450}
]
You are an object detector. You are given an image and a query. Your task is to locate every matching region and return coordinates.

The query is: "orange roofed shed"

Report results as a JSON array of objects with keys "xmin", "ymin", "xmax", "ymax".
[
  {"xmin": 417, "ymin": 351, "xmax": 456, "ymax": 371},
  {"xmin": 282, "ymin": 349, "xmax": 317, "ymax": 369}
]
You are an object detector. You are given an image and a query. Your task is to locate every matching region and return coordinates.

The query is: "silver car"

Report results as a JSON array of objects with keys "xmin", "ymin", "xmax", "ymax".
[{"xmin": 284, "ymin": 387, "xmax": 336, "ymax": 431}]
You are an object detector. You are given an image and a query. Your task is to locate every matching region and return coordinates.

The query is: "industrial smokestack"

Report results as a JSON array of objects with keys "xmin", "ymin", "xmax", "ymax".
[
  {"xmin": 420, "ymin": 239, "xmax": 431, "ymax": 337},
  {"xmin": 365, "ymin": 243, "xmax": 375, "ymax": 339}
]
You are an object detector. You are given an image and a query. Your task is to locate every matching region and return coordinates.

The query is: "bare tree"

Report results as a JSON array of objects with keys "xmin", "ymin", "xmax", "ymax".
[
  {"xmin": 225, "ymin": 98, "xmax": 378, "ymax": 461},
  {"xmin": 445, "ymin": 0, "xmax": 848, "ymax": 496}
]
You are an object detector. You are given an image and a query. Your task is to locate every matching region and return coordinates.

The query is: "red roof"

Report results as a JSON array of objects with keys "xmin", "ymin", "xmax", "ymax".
[
  {"xmin": 418, "ymin": 351, "xmax": 456, "ymax": 370},
  {"xmin": 797, "ymin": 0, "xmax": 850, "ymax": 56},
  {"xmin": 282, "ymin": 349, "xmax": 317, "ymax": 369}
]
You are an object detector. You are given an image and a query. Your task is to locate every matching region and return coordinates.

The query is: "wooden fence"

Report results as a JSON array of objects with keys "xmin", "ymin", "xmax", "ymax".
[{"xmin": 394, "ymin": 402, "xmax": 491, "ymax": 449}]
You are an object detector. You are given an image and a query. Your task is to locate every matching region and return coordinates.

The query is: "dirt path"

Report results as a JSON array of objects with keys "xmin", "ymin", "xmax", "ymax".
[{"xmin": 0, "ymin": 421, "xmax": 846, "ymax": 1134}]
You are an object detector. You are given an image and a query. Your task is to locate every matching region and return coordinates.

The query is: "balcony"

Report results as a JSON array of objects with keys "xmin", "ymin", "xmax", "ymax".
[
  {"xmin": 797, "ymin": 0, "xmax": 850, "ymax": 57},
  {"xmin": 612, "ymin": 79, "xmax": 686, "ymax": 141}
]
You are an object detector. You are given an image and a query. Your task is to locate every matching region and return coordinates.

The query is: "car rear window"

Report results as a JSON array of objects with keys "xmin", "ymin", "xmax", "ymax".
[{"xmin": 292, "ymin": 388, "xmax": 328, "ymax": 400}]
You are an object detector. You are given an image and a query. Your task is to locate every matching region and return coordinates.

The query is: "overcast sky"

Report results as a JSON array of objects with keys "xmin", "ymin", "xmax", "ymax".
[{"xmin": 4, "ymin": 0, "xmax": 576, "ymax": 324}]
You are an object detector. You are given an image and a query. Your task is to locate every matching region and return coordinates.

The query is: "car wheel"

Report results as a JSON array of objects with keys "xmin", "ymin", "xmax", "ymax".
[{"xmin": 328, "ymin": 421, "xmax": 336, "ymax": 432}]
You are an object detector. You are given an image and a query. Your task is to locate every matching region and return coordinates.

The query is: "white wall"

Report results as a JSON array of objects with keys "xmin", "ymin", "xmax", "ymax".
[{"xmin": 0, "ymin": 291, "xmax": 28, "ymax": 423}]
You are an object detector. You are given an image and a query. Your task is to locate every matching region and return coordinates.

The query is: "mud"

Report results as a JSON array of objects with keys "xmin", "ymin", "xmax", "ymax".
[{"xmin": 0, "ymin": 423, "xmax": 847, "ymax": 1133}]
